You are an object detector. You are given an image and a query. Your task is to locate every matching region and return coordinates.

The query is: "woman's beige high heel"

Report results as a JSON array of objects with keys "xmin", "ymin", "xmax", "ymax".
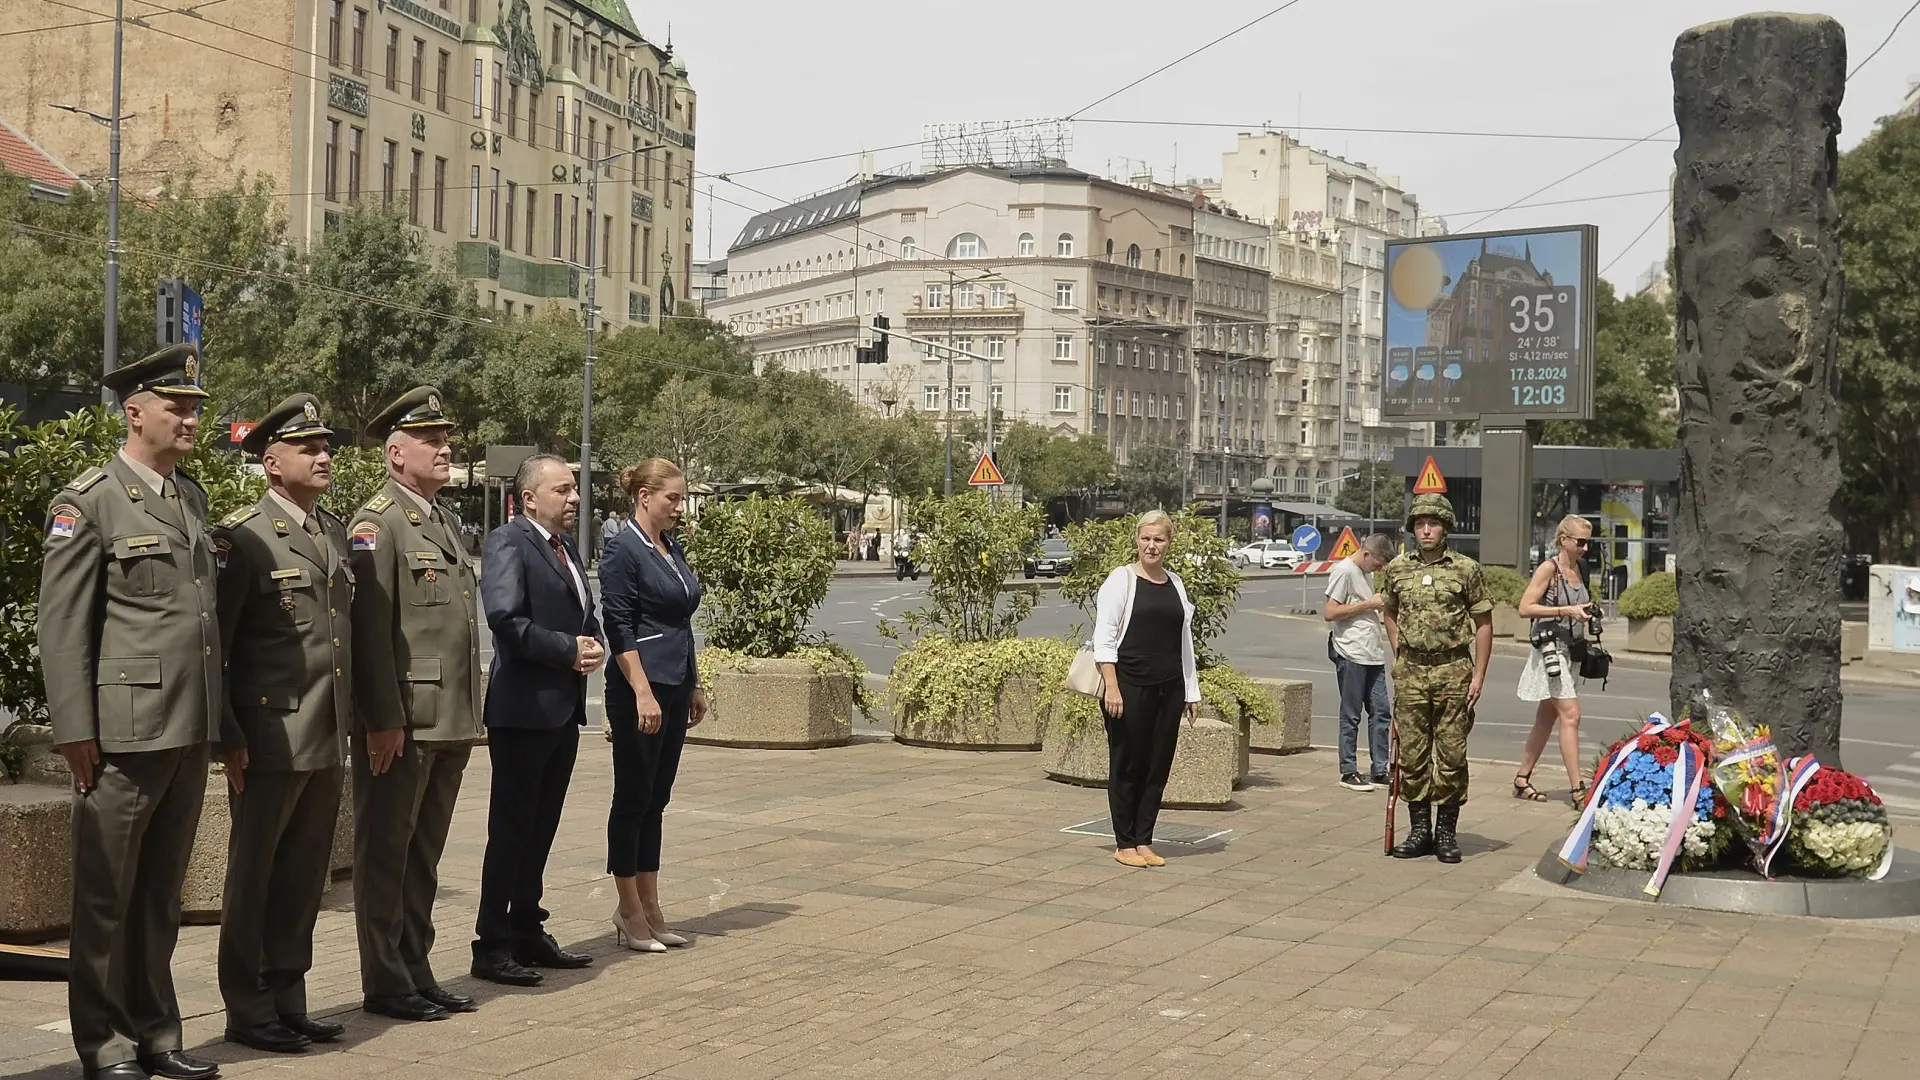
[{"xmin": 612, "ymin": 909, "xmax": 666, "ymax": 953}]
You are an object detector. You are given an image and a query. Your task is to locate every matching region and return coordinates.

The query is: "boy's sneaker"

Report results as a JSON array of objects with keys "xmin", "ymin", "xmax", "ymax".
[
  {"xmin": 1371, "ymin": 773, "xmax": 1390, "ymax": 787},
  {"xmin": 1340, "ymin": 773, "xmax": 1375, "ymax": 792}
]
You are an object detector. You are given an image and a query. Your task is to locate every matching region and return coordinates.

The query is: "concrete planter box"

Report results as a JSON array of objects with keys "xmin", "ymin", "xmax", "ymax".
[
  {"xmin": 1040, "ymin": 714, "xmax": 1238, "ymax": 809},
  {"xmin": 1491, "ymin": 605, "xmax": 1524, "ymax": 639},
  {"xmin": 330, "ymin": 765, "xmax": 355, "ymax": 879},
  {"xmin": 0, "ymin": 785, "xmax": 72, "ymax": 943},
  {"xmin": 1247, "ymin": 678, "xmax": 1314, "ymax": 754},
  {"xmin": 1627, "ymin": 615, "xmax": 1674, "ymax": 655},
  {"xmin": 689, "ymin": 659, "xmax": 855, "ymax": 749},
  {"xmin": 1842, "ymin": 622, "xmax": 1866, "ymax": 665},
  {"xmin": 182, "ymin": 769, "xmax": 231, "ymax": 923},
  {"xmin": 894, "ymin": 675, "xmax": 1048, "ymax": 751}
]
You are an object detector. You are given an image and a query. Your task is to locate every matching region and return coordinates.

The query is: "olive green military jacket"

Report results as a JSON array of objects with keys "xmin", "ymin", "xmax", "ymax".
[
  {"xmin": 37, "ymin": 454, "xmax": 222, "ymax": 753},
  {"xmin": 212, "ymin": 495, "xmax": 354, "ymax": 772},
  {"xmin": 347, "ymin": 479, "xmax": 482, "ymax": 743},
  {"xmin": 1380, "ymin": 548, "xmax": 1494, "ymax": 654}
]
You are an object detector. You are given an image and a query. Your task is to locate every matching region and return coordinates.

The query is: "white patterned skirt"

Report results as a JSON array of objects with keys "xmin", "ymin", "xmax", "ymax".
[{"xmin": 1516, "ymin": 643, "xmax": 1579, "ymax": 702}]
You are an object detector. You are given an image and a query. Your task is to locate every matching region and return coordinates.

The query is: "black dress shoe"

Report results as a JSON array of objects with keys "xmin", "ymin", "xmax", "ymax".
[
  {"xmin": 416, "ymin": 985, "xmax": 478, "ymax": 1013},
  {"xmin": 513, "ymin": 932, "xmax": 593, "ymax": 970},
  {"xmin": 224, "ymin": 1020, "xmax": 310, "ymax": 1054},
  {"xmin": 471, "ymin": 956, "xmax": 544, "ymax": 987},
  {"xmin": 363, "ymin": 993, "xmax": 448, "ymax": 1022},
  {"xmin": 137, "ymin": 1049, "xmax": 220, "ymax": 1079},
  {"xmin": 278, "ymin": 1013, "xmax": 345, "ymax": 1042},
  {"xmin": 83, "ymin": 1064, "xmax": 148, "ymax": 1080}
]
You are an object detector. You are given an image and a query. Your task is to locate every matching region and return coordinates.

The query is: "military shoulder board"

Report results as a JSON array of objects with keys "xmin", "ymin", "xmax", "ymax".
[
  {"xmin": 363, "ymin": 494, "xmax": 395, "ymax": 513},
  {"xmin": 69, "ymin": 467, "xmax": 108, "ymax": 493},
  {"xmin": 219, "ymin": 507, "xmax": 260, "ymax": 529}
]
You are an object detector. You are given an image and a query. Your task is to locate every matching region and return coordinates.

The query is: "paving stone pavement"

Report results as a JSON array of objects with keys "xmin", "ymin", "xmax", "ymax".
[{"xmin": 4, "ymin": 739, "xmax": 1920, "ymax": 1080}]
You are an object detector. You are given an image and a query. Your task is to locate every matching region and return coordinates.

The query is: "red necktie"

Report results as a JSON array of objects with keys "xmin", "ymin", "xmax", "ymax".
[{"xmin": 549, "ymin": 533, "xmax": 581, "ymax": 603}]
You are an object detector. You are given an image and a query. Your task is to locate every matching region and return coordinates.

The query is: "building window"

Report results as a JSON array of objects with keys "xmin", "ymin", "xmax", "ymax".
[
  {"xmin": 641, "ymin": 227, "xmax": 652, "ymax": 285},
  {"xmin": 1095, "ymin": 387, "xmax": 1106, "ymax": 414},
  {"xmin": 1131, "ymin": 392, "xmax": 1142, "ymax": 417},
  {"xmin": 953, "ymin": 282, "xmax": 975, "ymax": 309},
  {"xmin": 505, "ymin": 182, "xmax": 517, "ymax": 250},
  {"xmin": 554, "ymin": 97, "xmax": 566, "ymax": 153},
  {"xmin": 925, "ymin": 283, "xmax": 944, "ymax": 309},
  {"xmin": 1132, "ymin": 344, "xmax": 1141, "ymax": 367},
  {"xmin": 901, "ymin": 236, "xmax": 916, "ymax": 260},
  {"xmin": 468, "ymin": 165, "xmax": 481, "ymax": 237},
  {"xmin": 982, "ymin": 336, "xmax": 1005, "ymax": 360},
  {"xmin": 569, "ymin": 196, "xmax": 579, "ymax": 263},
  {"xmin": 1126, "ymin": 243, "xmax": 1141, "ymax": 268},
  {"xmin": 551, "ymin": 193, "xmax": 563, "ymax": 258},
  {"xmin": 572, "ymin": 103, "xmax": 582, "ymax": 155},
  {"xmin": 471, "ymin": 58, "xmax": 483, "ymax": 119},
  {"xmin": 385, "ymin": 27, "xmax": 398, "ymax": 89},
  {"xmin": 601, "ymin": 215, "xmax": 613, "ymax": 277},
  {"xmin": 350, "ymin": 7, "xmax": 366, "ymax": 74},
  {"xmin": 1148, "ymin": 347, "xmax": 1158, "ymax": 370},
  {"xmin": 1054, "ymin": 334, "xmax": 1073, "ymax": 360},
  {"xmin": 327, "ymin": 1, "xmax": 342, "ymax": 66},
  {"xmin": 946, "ymin": 233, "xmax": 985, "ymax": 259},
  {"xmin": 628, "ymin": 222, "xmax": 638, "ymax": 281},
  {"xmin": 1147, "ymin": 396, "xmax": 1158, "ymax": 419},
  {"xmin": 491, "ymin": 62, "xmax": 503, "ymax": 121},
  {"xmin": 924, "ymin": 384, "xmax": 942, "ymax": 411},
  {"xmin": 1053, "ymin": 386, "xmax": 1073, "ymax": 412},
  {"xmin": 323, "ymin": 120, "xmax": 339, "ymax": 201},
  {"xmin": 410, "ymin": 38, "xmax": 424, "ymax": 102},
  {"xmin": 1096, "ymin": 341, "xmax": 1107, "ymax": 364},
  {"xmin": 435, "ymin": 49, "xmax": 449, "ymax": 112},
  {"xmin": 1057, "ymin": 233, "xmax": 1074, "ymax": 256},
  {"xmin": 1343, "ymin": 431, "xmax": 1359, "ymax": 454},
  {"xmin": 488, "ymin": 168, "xmax": 500, "ymax": 240},
  {"xmin": 347, "ymin": 126, "xmax": 362, "ymax": 200},
  {"xmin": 1017, "ymin": 233, "xmax": 1034, "ymax": 257},
  {"xmin": 1176, "ymin": 394, "xmax": 1186, "ymax": 420},
  {"xmin": 381, "ymin": 139, "xmax": 396, "ymax": 205},
  {"xmin": 508, "ymin": 83, "xmax": 520, "ymax": 137},
  {"xmin": 954, "ymin": 385, "xmax": 971, "ymax": 410},
  {"xmin": 1054, "ymin": 281, "xmax": 1074, "ymax": 309},
  {"xmin": 587, "ymin": 119, "xmax": 598, "ymax": 169},
  {"xmin": 525, "ymin": 188, "xmax": 537, "ymax": 256},
  {"xmin": 988, "ymin": 282, "xmax": 1007, "ymax": 307},
  {"xmin": 432, "ymin": 156, "xmax": 446, "ymax": 231},
  {"xmin": 407, "ymin": 149, "xmax": 422, "ymax": 223}
]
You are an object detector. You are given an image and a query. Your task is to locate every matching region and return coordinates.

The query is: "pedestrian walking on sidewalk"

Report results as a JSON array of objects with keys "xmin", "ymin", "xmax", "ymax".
[
  {"xmin": 1323, "ymin": 533, "xmax": 1396, "ymax": 791},
  {"xmin": 1380, "ymin": 494, "xmax": 1494, "ymax": 864},
  {"xmin": 1093, "ymin": 510, "xmax": 1202, "ymax": 869},
  {"xmin": 1513, "ymin": 515, "xmax": 1599, "ymax": 808}
]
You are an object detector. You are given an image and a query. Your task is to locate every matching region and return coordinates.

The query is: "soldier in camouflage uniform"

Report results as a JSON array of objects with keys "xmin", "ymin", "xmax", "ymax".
[{"xmin": 1380, "ymin": 493, "xmax": 1494, "ymax": 864}]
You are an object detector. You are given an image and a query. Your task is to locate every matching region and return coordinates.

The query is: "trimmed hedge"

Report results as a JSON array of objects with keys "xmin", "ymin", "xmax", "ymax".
[{"xmin": 1617, "ymin": 571, "xmax": 1678, "ymax": 619}]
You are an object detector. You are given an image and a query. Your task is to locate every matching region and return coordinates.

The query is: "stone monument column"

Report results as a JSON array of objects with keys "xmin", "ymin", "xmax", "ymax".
[{"xmin": 1670, "ymin": 14, "xmax": 1847, "ymax": 764}]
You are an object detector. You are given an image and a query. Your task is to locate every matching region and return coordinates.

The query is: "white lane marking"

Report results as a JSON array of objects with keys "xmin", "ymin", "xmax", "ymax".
[
  {"xmin": 1868, "ymin": 774, "xmax": 1920, "ymax": 790},
  {"xmin": 1886, "ymin": 764, "xmax": 1920, "ymax": 777},
  {"xmin": 837, "ymin": 620, "xmax": 867, "ymax": 626},
  {"xmin": 708, "ymin": 878, "xmax": 731, "ymax": 912}
]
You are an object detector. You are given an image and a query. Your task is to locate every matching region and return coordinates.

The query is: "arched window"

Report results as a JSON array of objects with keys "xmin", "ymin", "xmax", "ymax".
[
  {"xmin": 901, "ymin": 236, "xmax": 917, "ymax": 260},
  {"xmin": 1056, "ymin": 233, "xmax": 1074, "ymax": 257},
  {"xmin": 1017, "ymin": 232, "xmax": 1035, "ymax": 257},
  {"xmin": 1153, "ymin": 249, "xmax": 1162, "ymax": 271},
  {"xmin": 1105, "ymin": 238, "xmax": 1115, "ymax": 258},
  {"xmin": 946, "ymin": 233, "xmax": 986, "ymax": 259},
  {"xmin": 1179, "ymin": 253, "xmax": 1187, "ymax": 275},
  {"xmin": 1126, "ymin": 244, "xmax": 1142, "ymax": 269}
]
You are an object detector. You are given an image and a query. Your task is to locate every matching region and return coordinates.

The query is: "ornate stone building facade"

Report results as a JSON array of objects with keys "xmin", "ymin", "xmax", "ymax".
[{"xmin": 0, "ymin": 0, "xmax": 696, "ymax": 331}]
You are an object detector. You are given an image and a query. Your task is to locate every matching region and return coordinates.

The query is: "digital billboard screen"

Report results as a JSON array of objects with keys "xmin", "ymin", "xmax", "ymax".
[{"xmin": 1382, "ymin": 225, "xmax": 1597, "ymax": 421}]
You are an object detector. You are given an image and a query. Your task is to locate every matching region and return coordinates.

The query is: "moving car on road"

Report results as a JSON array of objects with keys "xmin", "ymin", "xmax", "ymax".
[
  {"xmin": 1024, "ymin": 538, "xmax": 1074, "ymax": 578},
  {"xmin": 1230, "ymin": 539, "xmax": 1307, "ymax": 569}
]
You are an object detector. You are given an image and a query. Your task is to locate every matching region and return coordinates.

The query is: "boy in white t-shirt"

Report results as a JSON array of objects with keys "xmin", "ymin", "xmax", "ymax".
[{"xmin": 1323, "ymin": 534, "xmax": 1396, "ymax": 790}]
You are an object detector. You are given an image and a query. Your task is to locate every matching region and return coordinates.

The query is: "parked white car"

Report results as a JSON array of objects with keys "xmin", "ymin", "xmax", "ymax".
[{"xmin": 1229, "ymin": 540, "xmax": 1307, "ymax": 569}]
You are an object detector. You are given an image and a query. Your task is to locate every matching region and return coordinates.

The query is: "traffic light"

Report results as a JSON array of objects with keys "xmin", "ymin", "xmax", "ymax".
[{"xmin": 859, "ymin": 314, "xmax": 890, "ymax": 364}]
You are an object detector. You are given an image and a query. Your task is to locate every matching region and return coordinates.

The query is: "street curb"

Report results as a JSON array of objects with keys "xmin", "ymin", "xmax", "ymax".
[{"xmin": 1487, "ymin": 639, "xmax": 1920, "ymax": 691}]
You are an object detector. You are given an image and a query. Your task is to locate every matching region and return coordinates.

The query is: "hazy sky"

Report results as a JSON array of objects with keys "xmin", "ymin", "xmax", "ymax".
[{"xmin": 649, "ymin": 1, "xmax": 1916, "ymax": 291}]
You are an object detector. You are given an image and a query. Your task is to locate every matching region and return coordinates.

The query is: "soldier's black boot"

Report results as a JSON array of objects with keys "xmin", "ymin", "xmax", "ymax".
[
  {"xmin": 1390, "ymin": 802, "xmax": 1433, "ymax": 859},
  {"xmin": 1434, "ymin": 804, "xmax": 1463, "ymax": 864}
]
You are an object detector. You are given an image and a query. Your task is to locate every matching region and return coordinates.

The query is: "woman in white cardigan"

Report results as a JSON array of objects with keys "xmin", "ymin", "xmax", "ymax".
[{"xmin": 1093, "ymin": 510, "xmax": 1202, "ymax": 868}]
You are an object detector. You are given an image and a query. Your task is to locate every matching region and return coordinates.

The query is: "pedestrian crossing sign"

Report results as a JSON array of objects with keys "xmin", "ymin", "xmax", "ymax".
[
  {"xmin": 968, "ymin": 453, "xmax": 1005, "ymax": 486},
  {"xmin": 1328, "ymin": 527, "xmax": 1360, "ymax": 560},
  {"xmin": 1413, "ymin": 455, "xmax": 1447, "ymax": 494}
]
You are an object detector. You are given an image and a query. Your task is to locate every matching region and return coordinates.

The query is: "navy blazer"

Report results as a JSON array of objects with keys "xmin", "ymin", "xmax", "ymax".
[
  {"xmin": 480, "ymin": 517, "xmax": 603, "ymax": 729},
  {"xmin": 601, "ymin": 518, "xmax": 702, "ymax": 689}
]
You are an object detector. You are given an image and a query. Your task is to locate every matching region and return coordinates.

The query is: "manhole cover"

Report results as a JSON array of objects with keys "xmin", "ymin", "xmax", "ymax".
[{"xmin": 1059, "ymin": 819, "xmax": 1233, "ymax": 846}]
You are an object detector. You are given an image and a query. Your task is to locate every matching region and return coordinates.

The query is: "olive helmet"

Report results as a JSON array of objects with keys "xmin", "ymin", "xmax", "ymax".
[{"xmin": 1405, "ymin": 492, "xmax": 1456, "ymax": 532}]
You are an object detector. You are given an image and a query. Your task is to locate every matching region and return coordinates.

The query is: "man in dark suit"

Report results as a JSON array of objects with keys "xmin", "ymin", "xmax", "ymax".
[{"xmin": 470, "ymin": 453, "xmax": 604, "ymax": 986}]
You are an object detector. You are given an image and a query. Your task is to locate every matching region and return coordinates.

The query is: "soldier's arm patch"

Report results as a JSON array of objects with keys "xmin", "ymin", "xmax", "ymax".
[
  {"xmin": 213, "ymin": 535, "xmax": 231, "ymax": 569},
  {"xmin": 47, "ymin": 503, "xmax": 81, "ymax": 539},
  {"xmin": 351, "ymin": 522, "xmax": 380, "ymax": 551}
]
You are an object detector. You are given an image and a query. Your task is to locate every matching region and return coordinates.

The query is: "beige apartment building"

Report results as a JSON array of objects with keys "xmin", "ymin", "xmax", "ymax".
[
  {"xmin": 1190, "ymin": 201, "xmax": 1272, "ymax": 501},
  {"xmin": 708, "ymin": 164, "xmax": 1195, "ymax": 464},
  {"xmin": 0, "ymin": 0, "xmax": 696, "ymax": 331}
]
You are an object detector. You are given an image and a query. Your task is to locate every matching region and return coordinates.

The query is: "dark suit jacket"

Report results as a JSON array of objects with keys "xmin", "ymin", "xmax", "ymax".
[
  {"xmin": 601, "ymin": 518, "xmax": 703, "ymax": 690},
  {"xmin": 481, "ymin": 517, "xmax": 603, "ymax": 729}
]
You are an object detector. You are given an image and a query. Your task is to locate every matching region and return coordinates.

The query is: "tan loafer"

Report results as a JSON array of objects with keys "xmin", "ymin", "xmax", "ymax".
[{"xmin": 1113, "ymin": 851, "xmax": 1150, "ymax": 868}]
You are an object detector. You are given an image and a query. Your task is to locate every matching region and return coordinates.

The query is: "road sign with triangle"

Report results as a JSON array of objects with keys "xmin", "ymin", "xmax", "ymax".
[
  {"xmin": 1328, "ymin": 526, "xmax": 1360, "ymax": 560},
  {"xmin": 968, "ymin": 452, "xmax": 1005, "ymax": 486},
  {"xmin": 1413, "ymin": 455, "xmax": 1448, "ymax": 494}
]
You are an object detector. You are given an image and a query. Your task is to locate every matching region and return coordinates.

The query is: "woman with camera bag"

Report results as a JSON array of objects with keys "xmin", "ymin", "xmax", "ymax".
[{"xmin": 1513, "ymin": 515, "xmax": 1599, "ymax": 808}]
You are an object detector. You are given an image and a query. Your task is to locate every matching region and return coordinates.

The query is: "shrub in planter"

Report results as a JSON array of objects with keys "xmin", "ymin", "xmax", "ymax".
[
  {"xmin": 1617, "ymin": 571, "xmax": 1678, "ymax": 619},
  {"xmin": 882, "ymin": 492, "xmax": 1047, "ymax": 747},
  {"xmin": 682, "ymin": 494, "xmax": 867, "ymax": 747},
  {"xmin": 1059, "ymin": 509, "xmax": 1239, "ymax": 667}
]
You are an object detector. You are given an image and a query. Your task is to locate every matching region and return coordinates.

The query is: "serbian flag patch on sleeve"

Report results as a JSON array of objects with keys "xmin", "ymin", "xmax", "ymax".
[
  {"xmin": 48, "ymin": 504, "xmax": 80, "ymax": 539},
  {"xmin": 351, "ymin": 523, "xmax": 379, "ymax": 551}
]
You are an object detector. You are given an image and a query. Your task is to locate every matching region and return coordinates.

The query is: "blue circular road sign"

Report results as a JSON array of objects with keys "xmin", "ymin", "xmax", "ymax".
[{"xmin": 1291, "ymin": 524, "xmax": 1321, "ymax": 555}]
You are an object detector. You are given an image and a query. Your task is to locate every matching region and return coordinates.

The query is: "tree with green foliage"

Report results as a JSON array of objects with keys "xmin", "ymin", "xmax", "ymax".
[
  {"xmin": 992, "ymin": 421, "xmax": 1116, "ymax": 506},
  {"xmin": 1333, "ymin": 461, "xmax": 1405, "ymax": 521},
  {"xmin": 888, "ymin": 491, "xmax": 1043, "ymax": 643},
  {"xmin": 870, "ymin": 408, "xmax": 945, "ymax": 503},
  {"xmin": 1118, "ymin": 443, "xmax": 1185, "ymax": 511},
  {"xmin": 740, "ymin": 365, "xmax": 881, "ymax": 493},
  {"xmin": 684, "ymin": 494, "xmax": 835, "ymax": 657},
  {"xmin": 1059, "ymin": 508, "xmax": 1239, "ymax": 668},
  {"xmin": 1537, "ymin": 279, "xmax": 1676, "ymax": 449},
  {"xmin": 1838, "ymin": 112, "xmax": 1920, "ymax": 559},
  {"xmin": 472, "ymin": 308, "xmax": 585, "ymax": 452}
]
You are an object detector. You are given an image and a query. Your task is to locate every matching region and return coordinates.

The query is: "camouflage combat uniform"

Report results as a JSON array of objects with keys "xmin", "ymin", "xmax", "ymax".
[{"xmin": 1381, "ymin": 537, "xmax": 1491, "ymax": 806}]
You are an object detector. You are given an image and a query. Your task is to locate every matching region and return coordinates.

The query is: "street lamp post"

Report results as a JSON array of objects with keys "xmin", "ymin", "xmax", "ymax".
[
  {"xmin": 50, "ymin": 0, "xmax": 132, "ymax": 403},
  {"xmin": 1311, "ymin": 470, "xmax": 1361, "ymax": 534}
]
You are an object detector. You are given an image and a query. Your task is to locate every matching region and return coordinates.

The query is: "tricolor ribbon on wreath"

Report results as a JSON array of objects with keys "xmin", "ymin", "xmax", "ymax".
[
  {"xmin": 1756, "ymin": 754, "xmax": 1821, "ymax": 878},
  {"xmin": 1557, "ymin": 712, "xmax": 1707, "ymax": 897}
]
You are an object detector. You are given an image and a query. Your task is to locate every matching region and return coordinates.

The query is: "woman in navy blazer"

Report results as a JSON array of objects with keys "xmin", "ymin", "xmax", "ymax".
[{"xmin": 600, "ymin": 457, "xmax": 707, "ymax": 952}]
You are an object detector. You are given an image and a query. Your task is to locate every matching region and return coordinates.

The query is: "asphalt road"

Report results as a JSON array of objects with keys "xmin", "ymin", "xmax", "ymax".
[{"xmin": 479, "ymin": 569, "xmax": 1920, "ymax": 816}]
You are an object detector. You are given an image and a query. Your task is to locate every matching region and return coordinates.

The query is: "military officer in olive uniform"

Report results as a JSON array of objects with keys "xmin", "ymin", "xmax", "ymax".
[
  {"xmin": 348, "ymin": 386, "xmax": 484, "ymax": 1022},
  {"xmin": 212, "ymin": 395, "xmax": 354, "ymax": 1055},
  {"xmin": 38, "ymin": 345, "xmax": 224, "ymax": 1080},
  {"xmin": 1380, "ymin": 493, "xmax": 1494, "ymax": 865}
]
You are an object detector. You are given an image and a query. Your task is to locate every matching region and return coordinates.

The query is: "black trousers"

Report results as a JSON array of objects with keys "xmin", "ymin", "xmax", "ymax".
[
  {"xmin": 1105, "ymin": 677, "xmax": 1185, "ymax": 849},
  {"xmin": 606, "ymin": 679, "xmax": 691, "ymax": 876},
  {"xmin": 473, "ymin": 724, "xmax": 579, "ymax": 959}
]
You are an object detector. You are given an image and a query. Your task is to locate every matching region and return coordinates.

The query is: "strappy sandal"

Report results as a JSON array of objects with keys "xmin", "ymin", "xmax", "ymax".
[
  {"xmin": 1512, "ymin": 773, "xmax": 1549, "ymax": 802},
  {"xmin": 1569, "ymin": 782, "xmax": 1590, "ymax": 810}
]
